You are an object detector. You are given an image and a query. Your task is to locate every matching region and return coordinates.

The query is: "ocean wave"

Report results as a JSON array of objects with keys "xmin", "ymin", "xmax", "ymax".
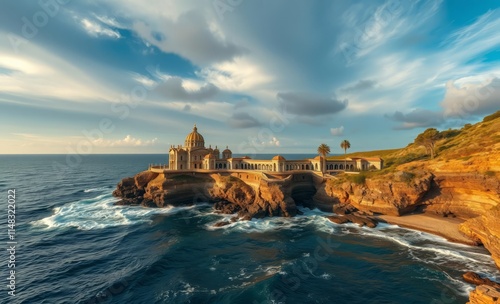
[
  {"xmin": 204, "ymin": 207, "xmax": 340, "ymax": 234},
  {"xmin": 83, "ymin": 186, "xmax": 112, "ymax": 193},
  {"xmin": 31, "ymin": 193, "xmax": 201, "ymax": 230}
]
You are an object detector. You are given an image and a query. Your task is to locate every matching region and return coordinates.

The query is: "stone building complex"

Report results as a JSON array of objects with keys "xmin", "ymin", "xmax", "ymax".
[{"xmin": 167, "ymin": 125, "xmax": 383, "ymax": 172}]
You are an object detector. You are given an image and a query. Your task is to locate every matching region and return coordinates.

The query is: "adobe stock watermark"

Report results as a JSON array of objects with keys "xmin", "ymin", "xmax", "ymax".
[
  {"xmin": 213, "ymin": 0, "xmax": 245, "ymax": 21},
  {"xmin": 339, "ymin": 0, "xmax": 402, "ymax": 64},
  {"xmin": 253, "ymin": 234, "xmax": 340, "ymax": 304},
  {"xmin": 430, "ymin": 285, "xmax": 457, "ymax": 304},
  {"xmin": 83, "ymin": 276, "xmax": 131, "ymax": 303},
  {"xmin": 51, "ymin": 65, "xmax": 163, "ymax": 177},
  {"xmin": 236, "ymin": 105, "xmax": 295, "ymax": 159},
  {"xmin": 8, "ymin": 0, "xmax": 73, "ymax": 53},
  {"xmin": 442, "ymin": 76, "xmax": 500, "ymax": 121}
]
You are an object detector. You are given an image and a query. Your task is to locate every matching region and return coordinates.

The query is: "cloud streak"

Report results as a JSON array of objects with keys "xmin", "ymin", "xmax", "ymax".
[
  {"xmin": 227, "ymin": 112, "xmax": 262, "ymax": 128},
  {"xmin": 277, "ymin": 92, "xmax": 348, "ymax": 117}
]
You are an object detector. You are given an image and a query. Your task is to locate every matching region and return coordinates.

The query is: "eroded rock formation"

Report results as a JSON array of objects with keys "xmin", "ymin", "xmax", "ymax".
[
  {"xmin": 322, "ymin": 171, "xmax": 434, "ymax": 216},
  {"xmin": 460, "ymin": 205, "xmax": 500, "ymax": 269},
  {"xmin": 113, "ymin": 171, "xmax": 297, "ymax": 219},
  {"xmin": 468, "ymin": 285, "xmax": 500, "ymax": 304}
]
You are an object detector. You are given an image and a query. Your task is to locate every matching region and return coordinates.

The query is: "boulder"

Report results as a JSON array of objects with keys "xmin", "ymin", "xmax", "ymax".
[
  {"xmin": 213, "ymin": 221, "xmax": 231, "ymax": 227},
  {"xmin": 463, "ymin": 272, "xmax": 500, "ymax": 289},
  {"xmin": 326, "ymin": 216, "xmax": 350, "ymax": 225}
]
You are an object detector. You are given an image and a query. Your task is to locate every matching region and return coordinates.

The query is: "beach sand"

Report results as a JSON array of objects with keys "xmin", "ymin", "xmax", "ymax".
[{"xmin": 376, "ymin": 213, "xmax": 477, "ymax": 245}]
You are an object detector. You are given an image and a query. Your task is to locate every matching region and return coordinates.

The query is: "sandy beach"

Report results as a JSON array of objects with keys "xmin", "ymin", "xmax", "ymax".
[{"xmin": 376, "ymin": 213, "xmax": 477, "ymax": 245}]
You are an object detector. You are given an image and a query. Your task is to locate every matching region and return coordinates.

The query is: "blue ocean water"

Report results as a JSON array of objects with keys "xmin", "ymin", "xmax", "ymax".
[{"xmin": 0, "ymin": 154, "xmax": 498, "ymax": 304}]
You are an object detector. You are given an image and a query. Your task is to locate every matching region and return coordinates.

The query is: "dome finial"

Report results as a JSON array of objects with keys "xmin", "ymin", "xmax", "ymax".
[{"xmin": 193, "ymin": 123, "xmax": 197, "ymax": 132}]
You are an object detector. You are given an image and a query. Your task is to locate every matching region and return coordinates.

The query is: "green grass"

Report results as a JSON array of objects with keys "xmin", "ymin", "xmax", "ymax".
[
  {"xmin": 483, "ymin": 110, "xmax": 500, "ymax": 122},
  {"xmin": 485, "ymin": 171, "xmax": 496, "ymax": 177},
  {"xmin": 349, "ymin": 174, "xmax": 366, "ymax": 185},
  {"xmin": 328, "ymin": 148, "xmax": 401, "ymax": 160}
]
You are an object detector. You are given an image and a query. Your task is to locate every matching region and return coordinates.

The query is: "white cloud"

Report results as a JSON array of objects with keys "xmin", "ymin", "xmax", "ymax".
[
  {"xmin": 330, "ymin": 126, "xmax": 344, "ymax": 136},
  {"xmin": 442, "ymin": 77, "xmax": 500, "ymax": 119},
  {"xmin": 81, "ymin": 18, "xmax": 121, "ymax": 39},
  {"xmin": 0, "ymin": 35, "xmax": 116, "ymax": 101},
  {"xmin": 197, "ymin": 56, "xmax": 274, "ymax": 92},
  {"xmin": 93, "ymin": 135, "xmax": 158, "ymax": 147},
  {"xmin": 93, "ymin": 14, "xmax": 124, "ymax": 29}
]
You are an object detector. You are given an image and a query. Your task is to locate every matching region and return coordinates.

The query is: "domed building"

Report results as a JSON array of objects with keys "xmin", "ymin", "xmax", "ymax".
[
  {"xmin": 168, "ymin": 124, "xmax": 232, "ymax": 170},
  {"xmin": 166, "ymin": 124, "xmax": 383, "ymax": 172}
]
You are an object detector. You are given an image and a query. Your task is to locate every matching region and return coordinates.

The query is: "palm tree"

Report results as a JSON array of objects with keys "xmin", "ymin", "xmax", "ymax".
[
  {"xmin": 317, "ymin": 143, "xmax": 330, "ymax": 173},
  {"xmin": 340, "ymin": 140, "xmax": 351, "ymax": 171}
]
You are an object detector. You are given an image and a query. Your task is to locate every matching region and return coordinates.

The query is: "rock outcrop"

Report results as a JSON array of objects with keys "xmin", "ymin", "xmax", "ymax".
[
  {"xmin": 424, "ymin": 173, "xmax": 500, "ymax": 218},
  {"xmin": 323, "ymin": 171, "xmax": 434, "ymax": 215},
  {"xmin": 468, "ymin": 285, "xmax": 500, "ymax": 304},
  {"xmin": 113, "ymin": 171, "xmax": 297, "ymax": 219},
  {"xmin": 460, "ymin": 205, "xmax": 500, "ymax": 269},
  {"xmin": 463, "ymin": 272, "xmax": 500, "ymax": 289},
  {"xmin": 327, "ymin": 213, "xmax": 378, "ymax": 228}
]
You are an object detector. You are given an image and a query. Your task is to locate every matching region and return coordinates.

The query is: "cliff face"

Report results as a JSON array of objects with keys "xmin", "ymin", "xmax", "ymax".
[
  {"xmin": 322, "ymin": 171, "xmax": 434, "ymax": 216},
  {"xmin": 113, "ymin": 171, "xmax": 297, "ymax": 219},
  {"xmin": 468, "ymin": 285, "xmax": 500, "ymax": 304},
  {"xmin": 423, "ymin": 173, "xmax": 500, "ymax": 218},
  {"xmin": 460, "ymin": 205, "xmax": 500, "ymax": 269}
]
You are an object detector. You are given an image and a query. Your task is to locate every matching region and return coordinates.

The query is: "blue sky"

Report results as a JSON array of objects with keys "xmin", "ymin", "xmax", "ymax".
[{"xmin": 1, "ymin": 0, "xmax": 500, "ymax": 154}]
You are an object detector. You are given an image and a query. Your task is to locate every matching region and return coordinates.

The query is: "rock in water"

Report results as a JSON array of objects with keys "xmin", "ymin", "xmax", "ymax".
[
  {"xmin": 326, "ymin": 213, "xmax": 378, "ymax": 228},
  {"xmin": 463, "ymin": 272, "xmax": 500, "ymax": 289},
  {"xmin": 214, "ymin": 221, "xmax": 231, "ymax": 227},
  {"xmin": 326, "ymin": 216, "xmax": 350, "ymax": 225}
]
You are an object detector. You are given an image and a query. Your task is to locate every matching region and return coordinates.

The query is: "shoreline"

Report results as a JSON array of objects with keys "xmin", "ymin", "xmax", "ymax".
[{"xmin": 375, "ymin": 213, "xmax": 477, "ymax": 246}]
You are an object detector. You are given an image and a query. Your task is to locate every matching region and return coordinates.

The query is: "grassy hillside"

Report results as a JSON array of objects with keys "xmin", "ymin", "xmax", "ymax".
[
  {"xmin": 328, "ymin": 148, "xmax": 400, "ymax": 160},
  {"xmin": 336, "ymin": 110, "xmax": 500, "ymax": 177}
]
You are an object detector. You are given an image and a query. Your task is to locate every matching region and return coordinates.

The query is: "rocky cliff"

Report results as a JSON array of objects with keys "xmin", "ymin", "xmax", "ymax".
[
  {"xmin": 467, "ymin": 285, "xmax": 500, "ymax": 304},
  {"xmin": 460, "ymin": 205, "xmax": 500, "ymax": 269},
  {"xmin": 321, "ymin": 171, "xmax": 434, "ymax": 216},
  {"xmin": 113, "ymin": 171, "xmax": 297, "ymax": 219}
]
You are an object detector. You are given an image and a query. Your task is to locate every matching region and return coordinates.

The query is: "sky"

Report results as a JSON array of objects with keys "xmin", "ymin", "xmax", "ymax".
[{"xmin": 1, "ymin": 0, "xmax": 500, "ymax": 154}]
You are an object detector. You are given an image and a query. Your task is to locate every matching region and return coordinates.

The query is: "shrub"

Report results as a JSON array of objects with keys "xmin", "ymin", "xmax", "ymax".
[
  {"xmin": 351, "ymin": 174, "xmax": 366, "ymax": 185},
  {"xmin": 485, "ymin": 171, "xmax": 496, "ymax": 177},
  {"xmin": 483, "ymin": 110, "xmax": 500, "ymax": 122},
  {"xmin": 438, "ymin": 129, "xmax": 460, "ymax": 139},
  {"xmin": 401, "ymin": 172, "xmax": 415, "ymax": 183}
]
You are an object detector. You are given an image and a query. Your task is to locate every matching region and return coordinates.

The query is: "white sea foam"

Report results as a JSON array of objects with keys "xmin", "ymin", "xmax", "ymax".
[
  {"xmin": 83, "ymin": 186, "xmax": 111, "ymax": 193},
  {"xmin": 31, "ymin": 193, "xmax": 201, "ymax": 230},
  {"xmin": 205, "ymin": 206, "xmax": 340, "ymax": 234}
]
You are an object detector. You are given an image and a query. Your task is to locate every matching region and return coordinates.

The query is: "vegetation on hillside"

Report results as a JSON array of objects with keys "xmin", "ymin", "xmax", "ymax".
[{"xmin": 334, "ymin": 110, "xmax": 500, "ymax": 180}]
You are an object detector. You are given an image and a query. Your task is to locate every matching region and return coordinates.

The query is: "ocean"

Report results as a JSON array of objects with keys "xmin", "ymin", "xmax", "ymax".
[{"xmin": 0, "ymin": 154, "xmax": 498, "ymax": 304}]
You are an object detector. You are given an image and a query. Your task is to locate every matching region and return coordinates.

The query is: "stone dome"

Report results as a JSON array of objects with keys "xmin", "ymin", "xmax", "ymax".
[
  {"xmin": 184, "ymin": 124, "xmax": 205, "ymax": 148},
  {"xmin": 272, "ymin": 155, "xmax": 286, "ymax": 161}
]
